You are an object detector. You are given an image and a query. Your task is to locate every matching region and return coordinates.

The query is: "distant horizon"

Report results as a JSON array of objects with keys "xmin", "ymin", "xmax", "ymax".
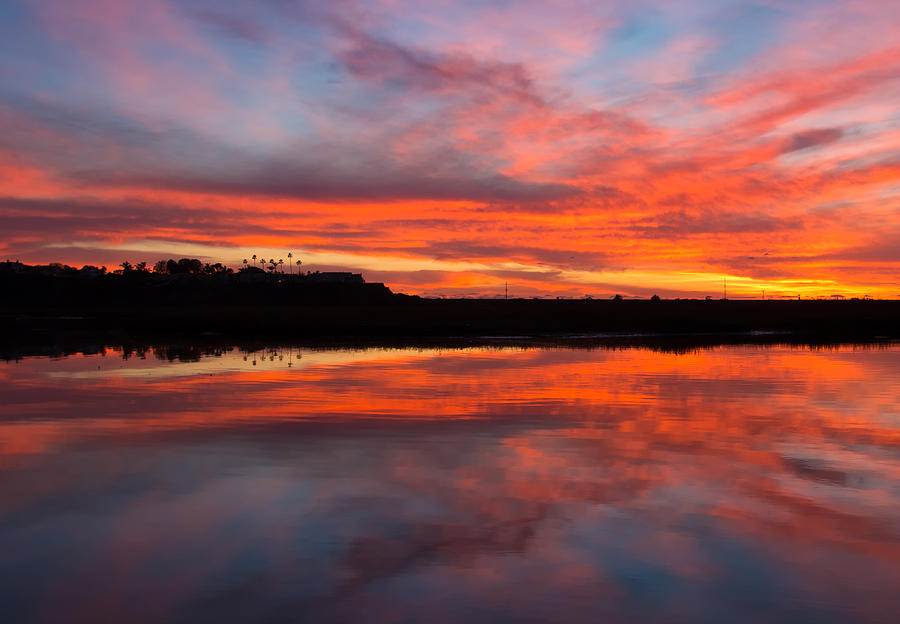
[
  {"xmin": 2, "ymin": 1, "xmax": 899, "ymax": 299},
  {"xmin": 3, "ymin": 257, "xmax": 894, "ymax": 301}
]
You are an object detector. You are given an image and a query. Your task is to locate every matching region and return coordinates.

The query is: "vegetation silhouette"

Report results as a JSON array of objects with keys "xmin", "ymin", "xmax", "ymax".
[
  {"xmin": 1, "ymin": 258, "xmax": 391, "ymax": 306},
  {"xmin": 2, "ymin": 258, "xmax": 899, "ymax": 345}
]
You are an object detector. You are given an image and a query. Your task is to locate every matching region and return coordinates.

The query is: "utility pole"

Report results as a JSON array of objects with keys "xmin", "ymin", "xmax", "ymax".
[{"xmin": 505, "ymin": 281, "xmax": 508, "ymax": 300}]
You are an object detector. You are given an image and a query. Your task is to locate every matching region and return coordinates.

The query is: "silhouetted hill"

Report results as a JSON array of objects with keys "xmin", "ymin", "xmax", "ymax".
[{"xmin": 0, "ymin": 260, "xmax": 399, "ymax": 306}]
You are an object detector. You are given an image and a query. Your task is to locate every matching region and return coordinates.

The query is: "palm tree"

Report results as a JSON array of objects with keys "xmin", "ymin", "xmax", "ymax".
[
  {"xmin": 242, "ymin": 258, "xmax": 248, "ymax": 272},
  {"xmin": 296, "ymin": 259, "xmax": 302, "ymax": 276},
  {"xmin": 287, "ymin": 252, "xmax": 293, "ymax": 276},
  {"xmin": 251, "ymin": 254, "xmax": 257, "ymax": 267},
  {"xmin": 278, "ymin": 259, "xmax": 284, "ymax": 274}
]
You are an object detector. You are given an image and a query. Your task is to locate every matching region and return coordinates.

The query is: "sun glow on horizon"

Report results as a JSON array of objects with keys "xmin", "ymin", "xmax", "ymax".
[{"xmin": 1, "ymin": 0, "xmax": 899, "ymax": 298}]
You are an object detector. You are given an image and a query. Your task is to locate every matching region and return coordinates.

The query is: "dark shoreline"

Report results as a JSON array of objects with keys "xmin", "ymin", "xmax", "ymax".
[
  {"xmin": 2, "ymin": 299, "xmax": 899, "ymax": 359},
  {"xmin": 4, "ymin": 262, "xmax": 898, "ymax": 349}
]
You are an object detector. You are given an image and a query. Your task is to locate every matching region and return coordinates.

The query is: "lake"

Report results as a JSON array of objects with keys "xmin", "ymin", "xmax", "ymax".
[{"xmin": 1, "ymin": 343, "xmax": 899, "ymax": 623}]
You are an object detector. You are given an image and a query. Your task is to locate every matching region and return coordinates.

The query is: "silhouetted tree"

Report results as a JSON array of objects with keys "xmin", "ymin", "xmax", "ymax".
[
  {"xmin": 185, "ymin": 259, "xmax": 204, "ymax": 274},
  {"xmin": 158, "ymin": 258, "xmax": 204, "ymax": 275}
]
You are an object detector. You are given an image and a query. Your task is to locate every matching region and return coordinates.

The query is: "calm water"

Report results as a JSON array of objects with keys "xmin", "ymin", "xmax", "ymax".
[{"xmin": 1, "ymin": 344, "xmax": 899, "ymax": 623}]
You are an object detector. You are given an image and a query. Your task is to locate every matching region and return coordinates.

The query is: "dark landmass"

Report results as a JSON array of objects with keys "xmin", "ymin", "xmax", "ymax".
[{"xmin": 2, "ymin": 260, "xmax": 899, "ymax": 350}]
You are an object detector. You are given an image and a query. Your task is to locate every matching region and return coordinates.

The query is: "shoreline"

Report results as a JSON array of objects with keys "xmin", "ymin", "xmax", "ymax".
[
  {"xmin": 3, "ymin": 298, "xmax": 899, "ymax": 360},
  {"xmin": 3, "ymin": 325, "xmax": 898, "ymax": 362}
]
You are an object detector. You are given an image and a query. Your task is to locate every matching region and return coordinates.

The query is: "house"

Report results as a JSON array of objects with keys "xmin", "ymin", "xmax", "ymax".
[
  {"xmin": 308, "ymin": 272, "xmax": 364, "ymax": 284},
  {"xmin": 77, "ymin": 265, "xmax": 106, "ymax": 278}
]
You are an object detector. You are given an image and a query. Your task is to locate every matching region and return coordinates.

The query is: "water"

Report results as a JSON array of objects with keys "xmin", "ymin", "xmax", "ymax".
[{"xmin": 1, "ymin": 344, "xmax": 899, "ymax": 623}]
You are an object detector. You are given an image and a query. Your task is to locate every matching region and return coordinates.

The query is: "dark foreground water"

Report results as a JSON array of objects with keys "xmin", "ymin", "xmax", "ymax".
[{"xmin": 1, "ymin": 344, "xmax": 899, "ymax": 623}]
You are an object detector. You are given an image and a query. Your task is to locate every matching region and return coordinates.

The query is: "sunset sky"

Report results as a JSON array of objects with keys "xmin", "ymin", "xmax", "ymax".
[{"xmin": 1, "ymin": 0, "xmax": 899, "ymax": 298}]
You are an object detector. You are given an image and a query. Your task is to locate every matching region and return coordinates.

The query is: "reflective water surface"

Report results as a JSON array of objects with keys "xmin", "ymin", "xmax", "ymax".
[{"xmin": 2, "ymin": 344, "xmax": 899, "ymax": 623}]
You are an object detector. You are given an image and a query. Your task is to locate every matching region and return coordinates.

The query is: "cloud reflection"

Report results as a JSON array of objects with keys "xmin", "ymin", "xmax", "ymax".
[{"xmin": 1, "ymin": 344, "xmax": 899, "ymax": 622}]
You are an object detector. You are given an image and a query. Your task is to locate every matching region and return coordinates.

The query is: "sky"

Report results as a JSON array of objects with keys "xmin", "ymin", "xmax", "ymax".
[{"xmin": 1, "ymin": 0, "xmax": 899, "ymax": 298}]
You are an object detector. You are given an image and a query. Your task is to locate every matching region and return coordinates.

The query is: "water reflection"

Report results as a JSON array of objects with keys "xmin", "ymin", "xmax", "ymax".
[{"xmin": 1, "ymin": 345, "xmax": 899, "ymax": 623}]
